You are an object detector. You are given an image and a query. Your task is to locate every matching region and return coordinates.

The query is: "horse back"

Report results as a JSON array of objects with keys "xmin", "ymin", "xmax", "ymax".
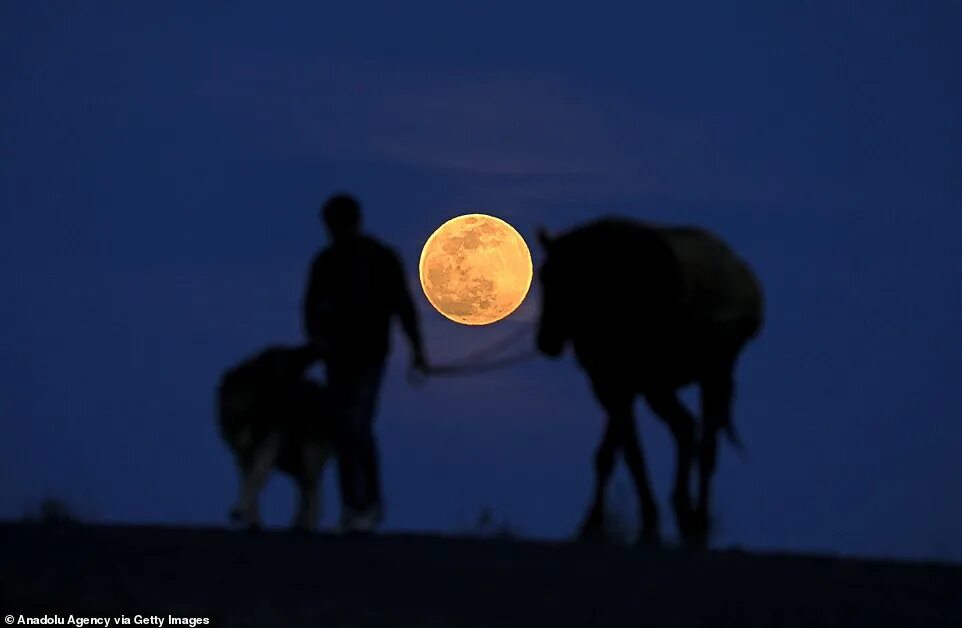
[{"xmin": 563, "ymin": 220, "xmax": 763, "ymax": 390}]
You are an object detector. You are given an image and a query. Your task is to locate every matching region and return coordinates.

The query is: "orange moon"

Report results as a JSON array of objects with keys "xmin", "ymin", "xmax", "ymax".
[{"xmin": 419, "ymin": 214, "xmax": 533, "ymax": 325}]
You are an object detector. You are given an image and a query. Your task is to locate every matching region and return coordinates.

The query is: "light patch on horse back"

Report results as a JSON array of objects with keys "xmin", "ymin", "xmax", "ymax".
[
  {"xmin": 661, "ymin": 227, "xmax": 764, "ymax": 328},
  {"xmin": 235, "ymin": 426, "xmax": 254, "ymax": 450}
]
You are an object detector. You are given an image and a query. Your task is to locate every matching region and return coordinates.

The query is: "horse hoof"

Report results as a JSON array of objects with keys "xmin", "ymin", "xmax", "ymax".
[
  {"xmin": 682, "ymin": 512, "xmax": 711, "ymax": 548},
  {"xmin": 636, "ymin": 529, "xmax": 662, "ymax": 548},
  {"xmin": 576, "ymin": 522, "xmax": 606, "ymax": 543},
  {"xmin": 289, "ymin": 520, "xmax": 315, "ymax": 535},
  {"xmin": 675, "ymin": 515, "xmax": 699, "ymax": 545},
  {"xmin": 229, "ymin": 507, "xmax": 262, "ymax": 532}
]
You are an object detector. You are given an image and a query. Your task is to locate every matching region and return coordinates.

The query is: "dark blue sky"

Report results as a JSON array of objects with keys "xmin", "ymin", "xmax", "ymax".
[{"xmin": 2, "ymin": 2, "xmax": 960, "ymax": 560}]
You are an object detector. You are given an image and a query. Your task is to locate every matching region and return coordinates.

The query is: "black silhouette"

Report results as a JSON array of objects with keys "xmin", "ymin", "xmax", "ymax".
[
  {"xmin": 218, "ymin": 343, "xmax": 331, "ymax": 531},
  {"xmin": 303, "ymin": 193, "xmax": 427, "ymax": 532},
  {"xmin": 536, "ymin": 218, "xmax": 764, "ymax": 545}
]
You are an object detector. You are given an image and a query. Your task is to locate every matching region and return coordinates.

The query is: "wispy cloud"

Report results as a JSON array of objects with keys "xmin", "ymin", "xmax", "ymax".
[{"xmin": 195, "ymin": 52, "xmax": 803, "ymax": 208}]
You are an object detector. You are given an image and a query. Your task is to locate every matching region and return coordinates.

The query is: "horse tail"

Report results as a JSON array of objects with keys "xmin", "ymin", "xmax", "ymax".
[
  {"xmin": 724, "ymin": 421, "xmax": 745, "ymax": 452},
  {"xmin": 722, "ymin": 412, "xmax": 749, "ymax": 461}
]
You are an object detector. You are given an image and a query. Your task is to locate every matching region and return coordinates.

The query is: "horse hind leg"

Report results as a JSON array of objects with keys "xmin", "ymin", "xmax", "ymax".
[
  {"xmin": 292, "ymin": 475, "xmax": 319, "ymax": 532},
  {"xmin": 645, "ymin": 391, "xmax": 697, "ymax": 544},
  {"xmin": 695, "ymin": 366, "xmax": 735, "ymax": 545}
]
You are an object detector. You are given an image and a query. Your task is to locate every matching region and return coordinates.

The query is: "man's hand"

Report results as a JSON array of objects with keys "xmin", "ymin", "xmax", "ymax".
[
  {"xmin": 310, "ymin": 337, "xmax": 331, "ymax": 360},
  {"xmin": 406, "ymin": 347, "xmax": 430, "ymax": 387},
  {"xmin": 411, "ymin": 347, "xmax": 429, "ymax": 373}
]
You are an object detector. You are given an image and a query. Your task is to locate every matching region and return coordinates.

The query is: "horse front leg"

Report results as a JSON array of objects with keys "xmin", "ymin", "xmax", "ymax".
[
  {"xmin": 579, "ymin": 420, "xmax": 617, "ymax": 540},
  {"xmin": 616, "ymin": 404, "xmax": 660, "ymax": 545}
]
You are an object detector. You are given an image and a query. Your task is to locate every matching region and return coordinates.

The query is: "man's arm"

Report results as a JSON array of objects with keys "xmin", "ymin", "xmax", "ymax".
[
  {"xmin": 388, "ymin": 250, "xmax": 426, "ymax": 370},
  {"xmin": 302, "ymin": 253, "xmax": 329, "ymax": 351}
]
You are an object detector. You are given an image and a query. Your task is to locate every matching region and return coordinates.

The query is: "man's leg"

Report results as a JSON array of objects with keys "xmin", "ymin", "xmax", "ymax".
[
  {"xmin": 330, "ymin": 361, "xmax": 385, "ymax": 529},
  {"xmin": 329, "ymin": 365, "xmax": 364, "ymax": 520},
  {"xmin": 355, "ymin": 363, "xmax": 386, "ymax": 519}
]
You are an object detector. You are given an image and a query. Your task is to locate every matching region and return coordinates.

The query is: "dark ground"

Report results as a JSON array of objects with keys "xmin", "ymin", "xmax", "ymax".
[{"xmin": 1, "ymin": 523, "xmax": 960, "ymax": 627}]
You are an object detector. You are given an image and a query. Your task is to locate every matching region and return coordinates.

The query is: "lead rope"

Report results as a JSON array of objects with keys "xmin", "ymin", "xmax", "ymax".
[{"xmin": 408, "ymin": 324, "xmax": 539, "ymax": 383}]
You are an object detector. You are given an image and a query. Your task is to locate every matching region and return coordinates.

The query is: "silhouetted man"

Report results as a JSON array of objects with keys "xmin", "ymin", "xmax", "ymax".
[{"xmin": 303, "ymin": 193, "xmax": 427, "ymax": 532}]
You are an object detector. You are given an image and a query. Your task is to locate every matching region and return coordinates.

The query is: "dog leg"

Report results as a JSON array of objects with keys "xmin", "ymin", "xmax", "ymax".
[
  {"xmin": 231, "ymin": 432, "xmax": 281, "ymax": 529},
  {"xmin": 292, "ymin": 444, "xmax": 329, "ymax": 531}
]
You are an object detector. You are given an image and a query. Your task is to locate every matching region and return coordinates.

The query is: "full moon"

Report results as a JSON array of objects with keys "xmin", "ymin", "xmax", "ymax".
[{"xmin": 419, "ymin": 214, "xmax": 533, "ymax": 325}]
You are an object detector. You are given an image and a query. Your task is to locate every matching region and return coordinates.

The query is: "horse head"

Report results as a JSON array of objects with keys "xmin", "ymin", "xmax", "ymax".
[{"xmin": 535, "ymin": 228, "xmax": 571, "ymax": 358}]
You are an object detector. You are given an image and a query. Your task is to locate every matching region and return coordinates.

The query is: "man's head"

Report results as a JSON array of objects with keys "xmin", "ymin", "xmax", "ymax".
[{"xmin": 321, "ymin": 193, "xmax": 362, "ymax": 241}]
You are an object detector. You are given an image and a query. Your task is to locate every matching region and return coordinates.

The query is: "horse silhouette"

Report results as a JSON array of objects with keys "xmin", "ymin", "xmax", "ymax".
[{"xmin": 536, "ymin": 218, "xmax": 764, "ymax": 545}]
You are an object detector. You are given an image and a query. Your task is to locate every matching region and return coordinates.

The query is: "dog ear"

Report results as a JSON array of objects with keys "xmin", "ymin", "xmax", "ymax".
[{"xmin": 537, "ymin": 227, "xmax": 553, "ymax": 251}]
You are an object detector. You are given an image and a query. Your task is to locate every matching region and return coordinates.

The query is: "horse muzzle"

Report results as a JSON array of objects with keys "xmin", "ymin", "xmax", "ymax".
[{"xmin": 536, "ymin": 332, "xmax": 565, "ymax": 358}]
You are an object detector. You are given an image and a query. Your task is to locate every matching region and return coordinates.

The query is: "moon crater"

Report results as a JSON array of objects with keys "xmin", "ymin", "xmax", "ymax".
[{"xmin": 419, "ymin": 214, "xmax": 533, "ymax": 325}]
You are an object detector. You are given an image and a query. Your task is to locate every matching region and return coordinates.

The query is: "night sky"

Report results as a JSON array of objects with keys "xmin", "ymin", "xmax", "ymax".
[{"xmin": 2, "ymin": 2, "xmax": 960, "ymax": 561}]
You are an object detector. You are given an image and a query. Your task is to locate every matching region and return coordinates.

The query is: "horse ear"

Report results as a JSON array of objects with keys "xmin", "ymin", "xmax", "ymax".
[{"xmin": 537, "ymin": 227, "xmax": 553, "ymax": 251}]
